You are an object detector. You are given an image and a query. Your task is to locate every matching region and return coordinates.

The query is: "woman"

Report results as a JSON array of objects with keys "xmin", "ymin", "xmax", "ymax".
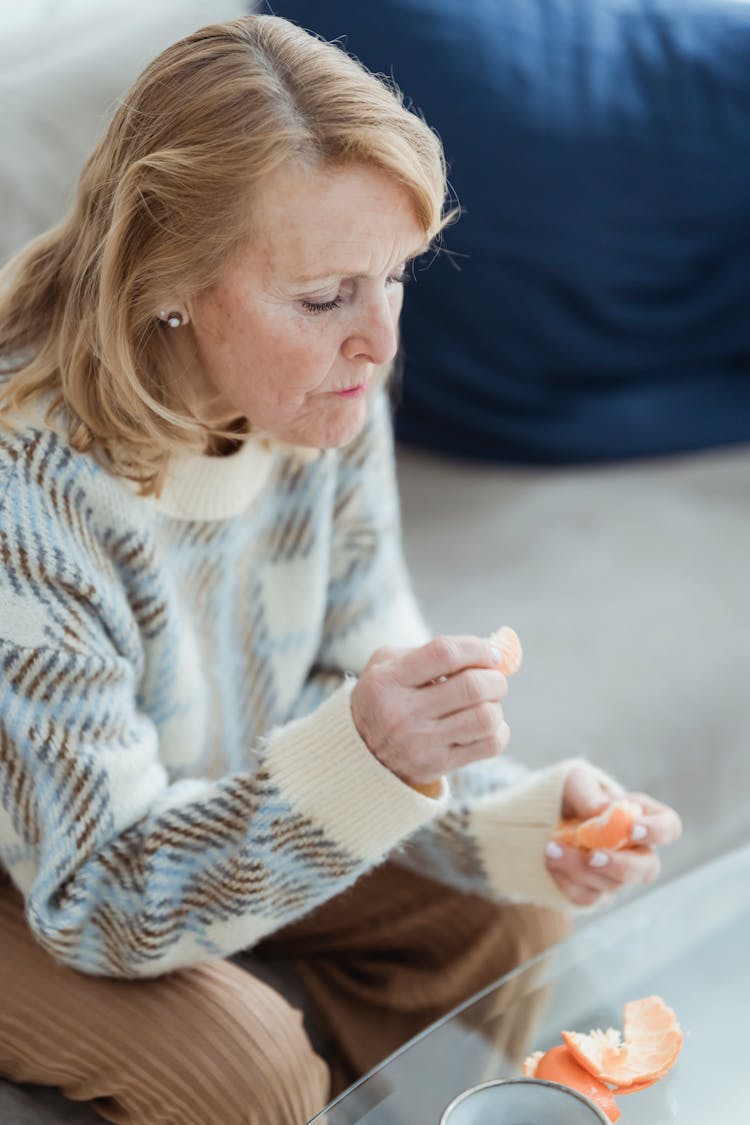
[{"xmin": 0, "ymin": 15, "xmax": 680, "ymax": 1125}]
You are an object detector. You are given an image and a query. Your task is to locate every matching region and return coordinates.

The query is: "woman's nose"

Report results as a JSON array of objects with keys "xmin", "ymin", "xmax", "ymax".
[{"xmin": 341, "ymin": 295, "xmax": 399, "ymax": 366}]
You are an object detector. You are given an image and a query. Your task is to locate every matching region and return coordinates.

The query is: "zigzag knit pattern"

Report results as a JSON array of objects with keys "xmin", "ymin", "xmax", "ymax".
[
  {"xmin": 0, "ymin": 393, "xmax": 452, "ymax": 976},
  {"xmin": 0, "ymin": 391, "xmax": 577, "ymax": 978}
]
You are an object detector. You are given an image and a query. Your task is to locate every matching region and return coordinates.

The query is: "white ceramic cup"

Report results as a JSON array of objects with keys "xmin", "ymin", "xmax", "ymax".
[{"xmin": 440, "ymin": 1078, "xmax": 610, "ymax": 1125}]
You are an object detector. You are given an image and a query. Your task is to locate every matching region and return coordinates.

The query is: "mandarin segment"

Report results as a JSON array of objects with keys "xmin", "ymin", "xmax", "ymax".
[
  {"xmin": 523, "ymin": 1044, "xmax": 621, "ymax": 1122},
  {"xmin": 561, "ymin": 995, "xmax": 683, "ymax": 1091},
  {"xmin": 554, "ymin": 798, "xmax": 643, "ymax": 851},
  {"xmin": 489, "ymin": 625, "xmax": 523, "ymax": 676}
]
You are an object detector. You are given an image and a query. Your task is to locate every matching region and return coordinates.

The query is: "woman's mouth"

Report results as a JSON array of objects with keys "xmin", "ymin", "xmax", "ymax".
[{"xmin": 333, "ymin": 383, "xmax": 367, "ymax": 398}]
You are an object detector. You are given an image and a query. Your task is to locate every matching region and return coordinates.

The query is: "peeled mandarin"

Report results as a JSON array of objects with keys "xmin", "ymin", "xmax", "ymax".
[
  {"xmin": 489, "ymin": 624, "xmax": 522, "ymax": 676},
  {"xmin": 554, "ymin": 798, "xmax": 643, "ymax": 851}
]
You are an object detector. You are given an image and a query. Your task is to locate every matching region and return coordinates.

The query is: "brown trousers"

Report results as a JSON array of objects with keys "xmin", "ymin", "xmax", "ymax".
[{"xmin": 0, "ymin": 864, "xmax": 567, "ymax": 1125}]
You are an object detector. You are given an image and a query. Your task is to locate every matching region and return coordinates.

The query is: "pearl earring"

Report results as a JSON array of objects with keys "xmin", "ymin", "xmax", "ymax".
[{"xmin": 159, "ymin": 310, "xmax": 184, "ymax": 328}]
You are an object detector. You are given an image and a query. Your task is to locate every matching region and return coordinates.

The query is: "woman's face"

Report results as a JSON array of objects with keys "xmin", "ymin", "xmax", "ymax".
[{"xmin": 184, "ymin": 161, "xmax": 427, "ymax": 449}]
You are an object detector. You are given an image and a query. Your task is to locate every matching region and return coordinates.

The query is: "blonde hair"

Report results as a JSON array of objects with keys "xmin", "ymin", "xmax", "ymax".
[{"xmin": 0, "ymin": 14, "xmax": 451, "ymax": 494}]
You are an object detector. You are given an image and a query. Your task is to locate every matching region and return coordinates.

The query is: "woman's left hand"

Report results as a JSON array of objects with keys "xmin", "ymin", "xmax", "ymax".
[{"xmin": 543, "ymin": 764, "xmax": 683, "ymax": 907}]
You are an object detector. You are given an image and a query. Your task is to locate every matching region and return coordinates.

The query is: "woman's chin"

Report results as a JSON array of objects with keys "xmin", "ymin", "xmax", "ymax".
[{"xmin": 288, "ymin": 400, "xmax": 368, "ymax": 450}]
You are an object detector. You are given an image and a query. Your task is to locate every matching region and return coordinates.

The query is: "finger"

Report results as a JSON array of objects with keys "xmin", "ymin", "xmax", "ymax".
[
  {"xmin": 404, "ymin": 725, "xmax": 511, "ymax": 781},
  {"xmin": 446, "ymin": 724, "xmax": 511, "ymax": 769},
  {"xmin": 421, "ymin": 667, "xmax": 508, "ymax": 717},
  {"xmin": 561, "ymin": 764, "xmax": 620, "ymax": 821},
  {"xmin": 595, "ymin": 845, "xmax": 662, "ymax": 887},
  {"xmin": 398, "ymin": 635, "xmax": 504, "ymax": 687},
  {"xmin": 437, "ymin": 702, "xmax": 507, "ymax": 746},
  {"xmin": 626, "ymin": 794, "xmax": 683, "ymax": 847},
  {"xmin": 548, "ymin": 869, "xmax": 606, "ymax": 908},
  {"xmin": 545, "ymin": 842, "xmax": 623, "ymax": 897},
  {"xmin": 409, "ymin": 732, "xmax": 506, "ymax": 783}
]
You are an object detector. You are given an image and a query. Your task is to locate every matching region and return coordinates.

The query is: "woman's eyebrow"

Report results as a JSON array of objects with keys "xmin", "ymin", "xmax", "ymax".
[
  {"xmin": 287, "ymin": 270, "xmax": 361, "ymax": 285},
  {"xmin": 287, "ymin": 246, "xmax": 430, "ymax": 287}
]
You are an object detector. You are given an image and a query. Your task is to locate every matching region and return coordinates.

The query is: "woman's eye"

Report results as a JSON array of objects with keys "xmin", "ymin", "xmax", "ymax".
[
  {"xmin": 299, "ymin": 269, "xmax": 410, "ymax": 314},
  {"xmin": 300, "ymin": 295, "xmax": 343, "ymax": 315}
]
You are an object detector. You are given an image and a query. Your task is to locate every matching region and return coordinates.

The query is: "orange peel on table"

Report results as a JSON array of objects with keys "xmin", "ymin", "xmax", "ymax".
[
  {"xmin": 554, "ymin": 798, "xmax": 643, "ymax": 851},
  {"xmin": 489, "ymin": 625, "xmax": 522, "ymax": 677},
  {"xmin": 523, "ymin": 1044, "xmax": 622, "ymax": 1122},
  {"xmin": 522, "ymin": 995, "xmax": 682, "ymax": 1122},
  {"xmin": 562, "ymin": 995, "xmax": 683, "ymax": 1092}
]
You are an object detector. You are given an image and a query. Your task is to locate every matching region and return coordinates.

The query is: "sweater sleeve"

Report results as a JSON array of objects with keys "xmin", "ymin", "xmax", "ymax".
[
  {"xmin": 395, "ymin": 754, "xmax": 626, "ymax": 910},
  {"xmin": 0, "ymin": 430, "xmax": 445, "ymax": 979},
  {"xmin": 288, "ymin": 388, "xmax": 430, "ymax": 721},
  {"xmin": 0, "ymin": 643, "xmax": 445, "ymax": 978}
]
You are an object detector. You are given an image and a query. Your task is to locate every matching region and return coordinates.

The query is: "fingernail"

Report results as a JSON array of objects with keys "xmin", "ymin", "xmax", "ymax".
[
  {"xmin": 631, "ymin": 823, "xmax": 648, "ymax": 842},
  {"xmin": 490, "ymin": 645, "xmax": 501, "ymax": 665},
  {"xmin": 589, "ymin": 850, "xmax": 609, "ymax": 868},
  {"xmin": 545, "ymin": 841, "xmax": 564, "ymax": 860}
]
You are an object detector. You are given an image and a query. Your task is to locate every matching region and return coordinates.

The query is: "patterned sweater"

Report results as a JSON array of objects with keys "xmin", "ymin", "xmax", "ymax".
[{"xmin": 0, "ymin": 390, "xmax": 580, "ymax": 978}]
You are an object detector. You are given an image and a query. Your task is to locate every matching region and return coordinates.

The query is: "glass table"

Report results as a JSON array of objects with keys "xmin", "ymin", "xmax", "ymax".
[{"xmin": 308, "ymin": 841, "xmax": 750, "ymax": 1123}]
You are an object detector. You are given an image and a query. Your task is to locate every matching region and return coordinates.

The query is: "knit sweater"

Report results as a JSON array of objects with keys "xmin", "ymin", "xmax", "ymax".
[{"xmin": 0, "ymin": 390, "xmax": 580, "ymax": 979}]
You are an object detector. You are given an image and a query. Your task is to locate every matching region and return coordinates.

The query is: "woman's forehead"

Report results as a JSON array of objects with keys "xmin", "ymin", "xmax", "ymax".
[{"xmin": 245, "ymin": 162, "xmax": 426, "ymax": 281}]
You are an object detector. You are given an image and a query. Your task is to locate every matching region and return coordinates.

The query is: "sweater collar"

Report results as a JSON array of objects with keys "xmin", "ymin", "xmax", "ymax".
[
  {"xmin": 151, "ymin": 437, "xmax": 277, "ymax": 522},
  {"xmin": 152, "ymin": 437, "xmax": 324, "ymax": 523},
  {"xmin": 16, "ymin": 394, "xmax": 321, "ymax": 523}
]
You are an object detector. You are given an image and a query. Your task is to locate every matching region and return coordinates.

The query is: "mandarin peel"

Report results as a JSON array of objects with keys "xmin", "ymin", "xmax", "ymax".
[
  {"xmin": 561, "ymin": 996, "xmax": 683, "ymax": 1091},
  {"xmin": 522, "ymin": 1044, "xmax": 621, "ymax": 1122},
  {"xmin": 521, "ymin": 995, "xmax": 682, "ymax": 1121},
  {"xmin": 489, "ymin": 625, "xmax": 522, "ymax": 677}
]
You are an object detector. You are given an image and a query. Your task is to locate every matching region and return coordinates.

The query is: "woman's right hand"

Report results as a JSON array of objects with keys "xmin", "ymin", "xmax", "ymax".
[{"xmin": 350, "ymin": 635, "xmax": 510, "ymax": 787}]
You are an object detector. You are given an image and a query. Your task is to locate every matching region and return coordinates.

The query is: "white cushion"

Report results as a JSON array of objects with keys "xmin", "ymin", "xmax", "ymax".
[{"xmin": 0, "ymin": 0, "xmax": 249, "ymax": 263}]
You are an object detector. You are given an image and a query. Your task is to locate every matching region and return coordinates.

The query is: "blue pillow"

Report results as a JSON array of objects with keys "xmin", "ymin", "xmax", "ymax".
[{"xmin": 266, "ymin": 0, "xmax": 750, "ymax": 462}]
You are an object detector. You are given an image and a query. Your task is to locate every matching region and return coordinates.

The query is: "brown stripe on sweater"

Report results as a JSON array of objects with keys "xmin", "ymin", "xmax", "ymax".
[
  {"xmin": 0, "ymin": 729, "xmax": 40, "ymax": 845},
  {"xmin": 22, "ymin": 648, "xmax": 64, "ymax": 703},
  {"xmin": 333, "ymin": 483, "xmax": 357, "ymax": 522},
  {"xmin": 6, "ymin": 646, "xmax": 44, "ymax": 694}
]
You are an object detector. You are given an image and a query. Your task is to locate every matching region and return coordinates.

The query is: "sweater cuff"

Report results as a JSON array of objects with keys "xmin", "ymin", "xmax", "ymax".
[
  {"xmin": 264, "ymin": 681, "xmax": 448, "ymax": 861},
  {"xmin": 470, "ymin": 756, "xmax": 619, "ymax": 910}
]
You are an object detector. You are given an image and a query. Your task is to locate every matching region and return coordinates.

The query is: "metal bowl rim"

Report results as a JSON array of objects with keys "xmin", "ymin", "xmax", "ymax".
[{"xmin": 439, "ymin": 1076, "xmax": 610, "ymax": 1124}]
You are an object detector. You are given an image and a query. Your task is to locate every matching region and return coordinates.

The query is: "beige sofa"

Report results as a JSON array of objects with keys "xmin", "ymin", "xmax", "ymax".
[{"xmin": 1, "ymin": 2, "xmax": 748, "ymax": 1120}]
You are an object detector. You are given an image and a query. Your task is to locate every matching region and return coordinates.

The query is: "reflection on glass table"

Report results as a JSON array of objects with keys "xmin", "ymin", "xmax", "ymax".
[{"xmin": 307, "ymin": 842, "xmax": 750, "ymax": 1124}]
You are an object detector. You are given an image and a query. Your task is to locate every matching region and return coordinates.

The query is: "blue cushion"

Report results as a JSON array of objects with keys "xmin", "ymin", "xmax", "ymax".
[{"xmin": 266, "ymin": 0, "xmax": 750, "ymax": 461}]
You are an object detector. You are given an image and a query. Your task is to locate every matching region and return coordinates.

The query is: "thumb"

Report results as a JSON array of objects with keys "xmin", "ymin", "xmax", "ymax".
[{"xmin": 561, "ymin": 764, "xmax": 611, "ymax": 820}]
